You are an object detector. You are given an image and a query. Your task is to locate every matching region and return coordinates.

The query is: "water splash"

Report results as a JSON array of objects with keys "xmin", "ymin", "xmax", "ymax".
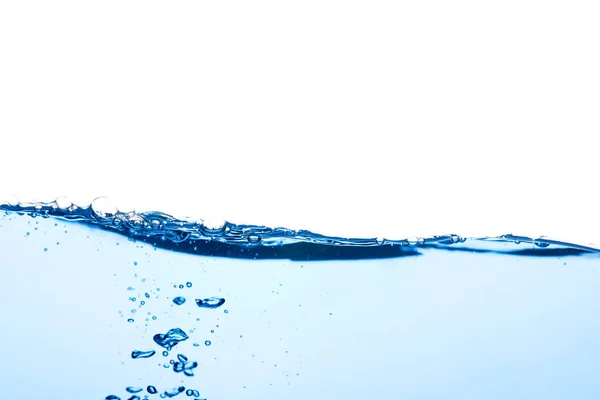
[
  {"xmin": 1, "ymin": 198, "xmax": 597, "ymax": 260},
  {"xmin": 2, "ymin": 199, "xmax": 600, "ymax": 400}
]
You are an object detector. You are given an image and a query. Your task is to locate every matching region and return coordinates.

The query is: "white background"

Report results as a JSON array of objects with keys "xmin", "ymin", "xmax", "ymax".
[{"xmin": 1, "ymin": 1, "xmax": 598, "ymax": 245}]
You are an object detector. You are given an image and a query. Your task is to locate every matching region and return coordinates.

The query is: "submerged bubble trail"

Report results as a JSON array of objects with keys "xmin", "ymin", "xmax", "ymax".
[
  {"xmin": 153, "ymin": 328, "xmax": 189, "ymax": 351},
  {"xmin": 195, "ymin": 297, "xmax": 225, "ymax": 309},
  {"xmin": 131, "ymin": 350, "xmax": 156, "ymax": 359}
]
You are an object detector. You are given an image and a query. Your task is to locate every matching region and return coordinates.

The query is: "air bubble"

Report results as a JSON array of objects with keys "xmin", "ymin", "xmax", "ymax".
[
  {"xmin": 91, "ymin": 197, "xmax": 117, "ymax": 219},
  {"xmin": 127, "ymin": 318, "xmax": 134, "ymax": 323},
  {"xmin": 186, "ymin": 282, "xmax": 192, "ymax": 288},
  {"xmin": 205, "ymin": 340, "xmax": 211, "ymax": 346},
  {"xmin": 173, "ymin": 296, "xmax": 186, "ymax": 306},
  {"xmin": 406, "ymin": 237, "xmax": 424, "ymax": 246},
  {"xmin": 55, "ymin": 197, "xmax": 72, "ymax": 210},
  {"xmin": 195, "ymin": 297, "xmax": 226, "ymax": 309},
  {"xmin": 376, "ymin": 237, "xmax": 384, "ymax": 245},
  {"xmin": 179, "ymin": 284, "xmax": 184, "ymax": 289},
  {"xmin": 147, "ymin": 386, "xmax": 157, "ymax": 394},
  {"xmin": 131, "ymin": 350, "xmax": 155, "ymax": 359},
  {"xmin": 247, "ymin": 235, "xmax": 261, "ymax": 244}
]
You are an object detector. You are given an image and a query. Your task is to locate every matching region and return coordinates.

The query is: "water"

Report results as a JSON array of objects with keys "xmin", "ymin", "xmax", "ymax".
[{"xmin": 1, "ymin": 200, "xmax": 599, "ymax": 399}]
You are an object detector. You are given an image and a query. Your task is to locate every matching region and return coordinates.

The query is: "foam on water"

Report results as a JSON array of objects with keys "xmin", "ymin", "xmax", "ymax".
[{"xmin": 1, "ymin": 198, "xmax": 599, "ymax": 399}]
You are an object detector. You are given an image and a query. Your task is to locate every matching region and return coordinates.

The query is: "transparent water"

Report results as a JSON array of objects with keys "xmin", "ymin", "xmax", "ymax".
[{"xmin": 1, "ymin": 200, "xmax": 599, "ymax": 399}]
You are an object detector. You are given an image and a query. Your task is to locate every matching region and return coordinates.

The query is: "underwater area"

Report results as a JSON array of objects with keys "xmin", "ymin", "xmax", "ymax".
[{"xmin": 1, "ymin": 200, "xmax": 599, "ymax": 400}]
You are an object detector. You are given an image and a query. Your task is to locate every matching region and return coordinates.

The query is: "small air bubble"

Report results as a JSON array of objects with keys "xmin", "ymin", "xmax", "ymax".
[
  {"xmin": 224, "ymin": 310, "xmax": 229, "ymax": 314},
  {"xmin": 43, "ymin": 248, "xmax": 48, "ymax": 252},
  {"xmin": 128, "ymin": 318, "xmax": 134, "ymax": 323},
  {"xmin": 205, "ymin": 340, "xmax": 211, "ymax": 346},
  {"xmin": 179, "ymin": 284, "xmax": 184, "ymax": 289},
  {"xmin": 186, "ymin": 282, "xmax": 192, "ymax": 288},
  {"xmin": 247, "ymin": 235, "xmax": 261, "ymax": 244},
  {"xmin": 145, "ymin": 293, "xmax": 150, "ymax": 298},
  {"xmin": 376, "ymin": 237, "xmax": 384, "ymax": 245},
  {"xmin": 406, "ymin": 237, "xmax": 423, "ymax": 246}
]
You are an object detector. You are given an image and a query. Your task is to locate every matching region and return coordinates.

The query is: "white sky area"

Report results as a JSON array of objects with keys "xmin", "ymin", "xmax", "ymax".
[{"xmin": 0, "ymin": 1, "xmax": 598, "ymax": 246}]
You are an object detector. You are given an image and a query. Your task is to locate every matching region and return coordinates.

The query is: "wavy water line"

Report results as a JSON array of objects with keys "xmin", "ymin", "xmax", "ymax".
[{"xmin": 1, "ymin": 198, "xmax": 598, "ymax": 260}]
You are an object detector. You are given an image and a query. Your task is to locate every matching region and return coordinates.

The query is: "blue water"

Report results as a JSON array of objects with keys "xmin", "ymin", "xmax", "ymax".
[{"xmin": 1, "ymin": 199, "xmax": 599, "ymax": 399}]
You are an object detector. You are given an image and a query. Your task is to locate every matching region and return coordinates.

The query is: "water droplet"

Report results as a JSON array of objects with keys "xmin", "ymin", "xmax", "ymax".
[
  {"xmin": 186, "ymin": 282, "xmax": 192, "ymax": 288},
  {"xmin": 131, "ymin": 350, "xmax": 156, "ymax": 359},
  {"xmin": 173, "ymin": 296, "xmax": 186, "ymax": 306},
  {"xmin": 195, "ymin": 297, "xmax": 226, "ymax": 309},
  {"xmin": 147, "ymin": 385, "xmax": 157, "ymax": 394},
  {"xmin": 205, "ymin": 340, "xmax": 211, "ymax": 346}
]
